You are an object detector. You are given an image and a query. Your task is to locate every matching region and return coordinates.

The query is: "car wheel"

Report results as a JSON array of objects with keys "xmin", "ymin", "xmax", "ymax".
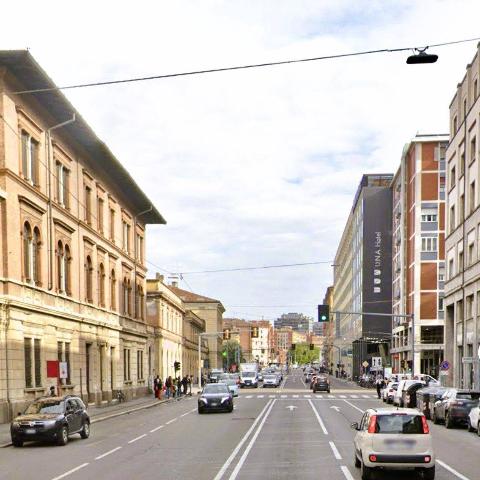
[
  {"xmin": 467, "ymin": 418, "xmax": 475, "ymax": 433},
  {"xmin": 80, "ymin": 421, "xmax": 90, "ymax": 439},
  {"xmin": 445, "ymin": 412, "xmax": 454, "ymax": 429},
  {"xmin": 12, "ymin": 438, "xmax": 23, "ymax": 448},
  {"xmin": 423, "ymin": 466, "xmax": 435, "ymax": 480},
  {"xmin": 361, "ymin": 459, "xmax": 373, "ymax": 480},
  {"xmin": 57, "ymin": 426, "xmax": 68, "ymax": 446},
  {"xmin": 228, "ymin": 406, "xmax": 233, "ymax": 413},
  {"xmin": 354, "ymin": 451, "xmax": 361, "ymax": 468}
]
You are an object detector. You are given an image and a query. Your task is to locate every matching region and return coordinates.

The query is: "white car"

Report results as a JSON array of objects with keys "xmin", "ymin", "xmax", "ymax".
[
  {"xmin": 382, "ymin": 382, "xmax": 398, "ymax": 404},
  {"xmin": 263, "ymin": 374, "xmax": 279, "ymax": 387},
  {"xmin": 393, "ymin": 380, "xmax": 422, "ymax": 407},
  {"xmin": 352, "ymin": 408, "xmax": 435, "ymax": 480},
  {"xmin": 467, "ymin": 404, "xmax": 480, "ymax": 434}
]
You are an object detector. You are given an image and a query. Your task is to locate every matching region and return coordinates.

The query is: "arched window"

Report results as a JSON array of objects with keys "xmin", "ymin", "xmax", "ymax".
[
  {"xmin": 123, "ymin": 277, "xmax": 128, "ymax": 315},
  {"xmin": 85, "ymin": 256, "xmax": 93, "ymax": 303},
  {"xmin": 110, "ymin": 269, "xmax": 116, "ymax": 311},
  {"xmin": 134, "ymin": 283, "xmax": 140, "ymax": 319},
  {"xmin": 32, "ymin": 227, "xmax": 41, "ymax": 285},
  {"xmin": 64, "ymin": 245, "xmax": 71, "ymax": 295},
  {"xmin": 57, "ymin": 241, "xmax": 65, "ymax": 291},
  {"xmin": 127, "ymin": 279, "xmax": 132, "ymax": 316},
  {"xmin": 99, "ymin": 263, "xmax": 105, "ymax": 307},
  {"xmin": 139, "ymin": 286, "xmax": 145, "ymax": 320},
  {"xmin": 23, "ymin": 222, "xmax": 32, "ymax": 282}
]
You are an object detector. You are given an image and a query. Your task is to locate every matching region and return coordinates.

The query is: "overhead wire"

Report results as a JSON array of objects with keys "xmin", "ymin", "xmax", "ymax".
[{"xmin": 10, "ymin": 35, "xmax": 480, "ymax": 95}]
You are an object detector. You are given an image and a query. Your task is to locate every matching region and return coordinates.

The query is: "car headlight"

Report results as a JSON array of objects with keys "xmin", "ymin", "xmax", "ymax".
[
  {"xmin": 221, "ymin": 396, "xmax": 231, "ymax": 403},
  {"xmin": 42, "ymin": 420, "xmax": 57, "ymax": 427},
  {"xmin": 12, "ymin": 421, "xmax": 20, "ymax": 428},
  {"xmin": 199, "ymin": 397, "xmax": 208, "ymax": 404}
]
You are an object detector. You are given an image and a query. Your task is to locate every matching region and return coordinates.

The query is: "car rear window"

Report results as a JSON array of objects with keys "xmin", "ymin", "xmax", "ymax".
[
  {"xmin": 457, "ymin": 392, "xmax": 480, "ymax": 400},
  {"xmin": 375, "ymin": 414, "xmax": 424, "ymax": 434}
]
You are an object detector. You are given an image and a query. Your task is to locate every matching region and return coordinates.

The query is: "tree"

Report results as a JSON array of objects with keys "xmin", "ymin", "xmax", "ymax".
[
  {"xmin": 222, "ymin": 340, "xmax": 244, "ymax": 370},
  {"xmin": 294, "ymin": 343, "xmax": 320, "ymax": 364}
]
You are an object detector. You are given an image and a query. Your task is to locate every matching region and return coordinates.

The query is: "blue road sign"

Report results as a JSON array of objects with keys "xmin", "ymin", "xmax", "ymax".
[{"xmin": 440, "ymin": 360, "xmax": 450, "ymax": 371}]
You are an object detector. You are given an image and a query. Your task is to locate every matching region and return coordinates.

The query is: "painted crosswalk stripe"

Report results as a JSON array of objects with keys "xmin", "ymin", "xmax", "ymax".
[
  {"xmin": 281, "ymin": 394, "xmax": 287, "ymax": 398},
  {"xmin": 292, "ymin": 395, "xmax": 299, "ymax": 398},
  {"xmin": 328, "ymin": 395, "xmax": 335, "ymax": 398},
  {"xmin": 257, "ymin": 395, "xmax": 264, "ymax": 398},
  {"xmin": 304, "ymin": 395, "xmax": 311, "ymax": 398},
  {"xmin": 350, "ymin": 395, "xmax": 359, "ymax": 398},
  {"xmin": 316, "ymin": 395, "xmax": 323, "ymax": 398},
  {"xmin": 269, "ymin": 395, "xmax": 276, "ymax": 398},
  {"xmin": 339, "ymin": 395, "xmax": 347, "ymax": 398},
  {"xmin": 246, "ymin": 395, "xmax": 253, "ymax": 399},
  {"xmin": 362, "ymin": 395, "xmax": 370, "ymax": 398}
]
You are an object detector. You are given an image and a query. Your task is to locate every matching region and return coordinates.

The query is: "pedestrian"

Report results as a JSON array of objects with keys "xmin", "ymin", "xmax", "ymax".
[
  {"xmin": 157, "ymin": 377, "xmax": 163, "ymax": 400},
  {"xmin": 153, "ymin": 375, "xmax": 161, "ymax": 399},
  {"xmin": 165, "ymin": 376, "xmax": 172, "ymax": 399},
  {"xmin": 182, "ymin": 376, "xmax": 188, "ymax": 395},
  {"xmin": 187, "ymin": 375, "xmax": 192, "ymax": 395},
  {"xmin": 176, "ymin": 377, "xmax": 182, "ymax": 398},
  {"xmin": 376, "ymin": 375, "xmax": 384, "ymax": 399}
]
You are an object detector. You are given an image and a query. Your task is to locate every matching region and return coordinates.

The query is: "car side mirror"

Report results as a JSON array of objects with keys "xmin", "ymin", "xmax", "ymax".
[{"xmin": 351, "ymin": 422, "xmax": 359, "ymax": 430}]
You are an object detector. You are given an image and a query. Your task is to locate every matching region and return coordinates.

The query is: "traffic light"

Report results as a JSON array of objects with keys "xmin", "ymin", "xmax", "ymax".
[
  {"xmin": 251, "ymin": 326, "xmax": 259, "ymax": 338},
  {"xmin": 400, "ymin": 359, "xmax": 406, "ymax": 369},
  {"xmin": 222, "ymin": 351, "xmax": 227, "ymax": 357},
  {"xmin": 291, "ymin": 343, "xmax": 296, "ymax": 350},
  {"xmin": 318, "ymin": 304, "xmax": 330, "ymax": 322},
  {"xmin": 174, "ymin": 361, "xmax": 180, "ymax": 371},
  {"xmin": 223, "ymin": 329, "xmax": 231, "ymax": 340},
  {"xmin": 309, "ymin": 344, "xmax": 314, "ymax": 351}
]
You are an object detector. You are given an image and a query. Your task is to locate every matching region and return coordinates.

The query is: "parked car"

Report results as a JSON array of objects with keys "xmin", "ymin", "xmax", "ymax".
[
  {"xmin": 432, "ymin": 389, "xmax": 480, "ymax": 428},
  {"xmin": 198, "ymin": 383, "xmax": 233, "ymax": 413},
  {"xmin": 467, "ymin": 404, "xmax": 480, "ymax": 435},
  {"xmin": 11, "ymin": 395, "xmax": 90, "ymax": 447},
  {"xmin": 351, "ymin": 408, "xmax": 435, "ymax": 480},
  {"xmin": 393, "ymin": 380, "xmax": 424, "ymax": 407},
  {"xmin": 312, "ymin": 375, "xmax": 330, "ymax": 393},
  {"xmin": 416, "ymin": 386, "xmax": 447, "ymax": 419},
  {"xmin": 403, "ymin": 381, "xmax": 426, "ymax": 408},
  {"xmin": 381, "ymin": 381, "xmax": 398, "ymax": 404}
]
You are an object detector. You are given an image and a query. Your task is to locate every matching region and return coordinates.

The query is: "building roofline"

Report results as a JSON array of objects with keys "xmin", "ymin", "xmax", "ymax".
[{"xmin": 0, "ymin": 50, "xmax": 165, "ymax": 225}]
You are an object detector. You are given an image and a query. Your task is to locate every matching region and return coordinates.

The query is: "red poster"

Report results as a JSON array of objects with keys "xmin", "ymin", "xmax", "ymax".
[{"xmin": 47, "ymin": 360, "xmax": 59, "ymax": 378}]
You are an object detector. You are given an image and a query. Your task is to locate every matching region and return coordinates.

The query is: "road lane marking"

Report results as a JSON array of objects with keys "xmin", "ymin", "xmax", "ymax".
[
  {"xmin": 281, "ymin": 395, "xmax": 287, "ymax": 398},
  {"xmin": 246, "ymin": 395, "xmax": 253, "ymax": 398},
  {"xmin": 316, "ymin": 395, "xmax": 323, "ymax": 398},
  {"xmin": 304, "ymin": 395, "xmax": 311, "ymax": 398},
  {"xmin": 180, "ymin": 411, "xmax": 190, "ymax": 417},
  {"xmin": 437, "ymin": 460, "xmax": 471, "ymax": 480},
  {"xmin": 51, "ymin": 463, "xmax": 89, "ymax": 480},
  {"xmin": 350, "ymin": 395, "xmax": 359, "ymax": 398},
  {"xmin": 292, "ymin": 394, "xmax": 299, "ymax": 398},
  {"xmin": 329, "ymin": 441, "xmax": 342, "ymax": 460},
  {"xmin": 165, "ymin": 418, "xmax": 177, "ymax": 425},
  {"xmin": 213, "ymin": 400, "xmax": 273, "ymax": 480},
  {"xmin": 95, "ymin": 447, "xmax": 122, "ymax": 460},
  {"xmin": 269, "ymin": 395, "xmax": 275, "ymax": 398},
  {"xmin": 308, "ymin": 400, "xmax": 328, "ymax": 435},
  {"xmin": 190, "ymin": 408, "xmax": 197, "ymax": 413},
  {"xmin": 228, "ymin": 400, "xmax": 277, "ymax": 480},
  {"xmin": 257, "ymin": 395, "xmax": 264, "ymax": 398},
  {"xmin": 328, "ymin": 395, "xmax": 335, "ymax": 398},
  {"xmin": 339, "ymin": 395, "xmax": 347, "ymax": 398},
  {"xmin": 128, "ymin": 434, "xmax": 147, "ymax": 444},
  {"xmin": 362, "ymin": 395, "xmax": 370, "ymax": 398},
  {"xmin": 150, "ymin": 425, "xmax": 164, "ymax": 433},
  {"xmin": 343, "ymin": 399, "xmax": 364, "ymax": 413},
  {"xmin": 340, "ymin": 466, "xmax": 355, "ymax": 480}
]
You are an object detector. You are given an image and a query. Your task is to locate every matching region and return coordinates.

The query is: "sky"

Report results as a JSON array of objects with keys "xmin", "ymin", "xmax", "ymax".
[{"xmin": 2, "ymin": 0, "xmax": 480, "ymax": 322}]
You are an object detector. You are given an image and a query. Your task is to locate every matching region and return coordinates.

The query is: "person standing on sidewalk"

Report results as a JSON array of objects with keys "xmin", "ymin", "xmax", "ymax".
[
  {"xmin": 165, "ymin": 376, "xmax": 172, "ymax": 399},
  {"xmin": 176, "ymin": 377, "xmax": 182, "ymax": 398},
  {"xmin": 375, "ymin": 375, "xmax": 385, "ymax": 399},
  {"xmin": 181, "ymin": 376, "xmax": 188, "ymax": 395},
  {"xmin": 153, "ymin": 375, "xmax": 160, "ymax": 399}
]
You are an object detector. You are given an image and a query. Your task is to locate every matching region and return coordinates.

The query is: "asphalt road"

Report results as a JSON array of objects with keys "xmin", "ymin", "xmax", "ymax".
[{"xmin": 0, "ymin": 369, "xmax": 478, "ymax": 480}]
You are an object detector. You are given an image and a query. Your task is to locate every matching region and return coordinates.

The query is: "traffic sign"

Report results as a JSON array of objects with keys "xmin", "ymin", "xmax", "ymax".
[
  {"xmin": 440, "ymin": 360, "xmax": 450, "ymax": 371},
  {"xmin": 362, "ymin": 361, "xmax": 369, "ymax": 368}
]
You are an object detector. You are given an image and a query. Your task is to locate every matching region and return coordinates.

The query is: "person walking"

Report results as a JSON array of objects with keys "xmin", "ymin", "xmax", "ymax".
[
  {"xmin": 176, "ymin": 377, "xmax": 182, "ymax": 398},
  {"xmin": 376, "ymin": 374, "xmax": 384, "ymax": 399},
  {"xmin": 153, "ymin": 375, "xmax": 161, "ymax": 399},
  {"xmin": 182, "ymin": 376, "xmax": 188, "ymax": 395},
  {"xmin": 187, "ymin": 375, "xmax": 192, "ymax": 395},
  {"xmin": 165, "ymin": 376, "xmax": 172, "ymax": 399}
]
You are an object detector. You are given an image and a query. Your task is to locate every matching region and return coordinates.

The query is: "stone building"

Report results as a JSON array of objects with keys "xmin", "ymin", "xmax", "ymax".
[
  {"xmin": 0, "ymin": 51, "xmax": 165, "ymax": 422},
  {"xmin": 445, "ymin": 43, "xmax": 480, "ymax": 389}
]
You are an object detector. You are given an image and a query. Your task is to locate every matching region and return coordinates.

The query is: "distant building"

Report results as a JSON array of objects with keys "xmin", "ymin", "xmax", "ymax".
[
  {"xmin": 332, "ymin": 174, "xmax": 393, "ymax": 379},
  {"xmin": 274, "ymin": 313, "xmax": 313, "ymax": 333},
  {"xmin": 275, "ymin": 327, "xmax": 293, "ymax": 364},
  {"xmin": 445, "ymin": 43, "xmax": 480, "ymax": 389},
  {"xmin": 390, "ymin": 134, "xmax": 448, "ymax": 378}
]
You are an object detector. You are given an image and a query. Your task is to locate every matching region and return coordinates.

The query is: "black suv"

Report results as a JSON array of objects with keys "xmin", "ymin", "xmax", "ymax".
[{"xmin": 11, "ymin": 395, "xmax": 90, "ymax": 447}]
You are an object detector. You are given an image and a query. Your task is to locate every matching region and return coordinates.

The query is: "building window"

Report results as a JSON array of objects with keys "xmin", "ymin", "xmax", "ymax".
[
  {"xmin": 57, "ymin": 341, "xmax": 71, "ymax": 385},
  {"xmin": 137, "ymin": 350, "xmax": 144, "ymax": 380},
  {"xmin": 85, "ymin": 255, "xmax": 93, "ymax": 303},
  {"xmin": 438, "ymin": 297, "xmax": 444, "ymax": 311},
  {"xmin": 450, "ymin": 165, "xmax": 456, "ymax": 189},
  {"xmin": 452, "ymin": 115, "xmax": 458, "ymax": 134},
  {"xmin": 110, "ymin": 269, "xmax": 116, "ymax": 311},
  {"xmin": 448, "ymin": 257, "xmax": 454, "ymax": 279},
  {"xmin": 23, "ymin": 223, "xmax": 41, "ymax": 285},
  {"xmin": 468, "ymin": 241, "xmax": 475, "ymax": 265},
  {"xmin": 99, "ymin": 263, "xmax": 106, "ymax": 307},
  {"xmin": 122, "ymin": 221, "xmax": 130, "ymax": 253},
  {"xmin": 421, "ymin": 214, "xmax": 437, "ymax": 222},
  {"xmin": 84, "ymin": 186, "xmax": 92, "ymax": 225},
  {"xmin": 421, "ymin": 237, "xmax": 437, "ymax": 252},
  {"xmin": 21, "ymin": 130, "xmax": 39, "ymax": 186},
  {"xmin": 471, "ymin": 137, "xmax": 477, "ymax": 164},
  {"xmin": 57, "ymin": 241, "xmax": 71, "ymax": 294},
  {"xmin": 56, "ymin": 162, "xmax": 69, "ymax": 208},
  {"xmin": 123, "ymin": 348, "xmax": 131, "ymax": 381},
  {"xmin": 459, "ymin": 194, "xmax": 465, "ymax": 223},
  {"xmin": 139, "ymin": 286, "xmax": 144, "ymax": 320},
  {"xmin": 24, "ymin": 337, "xmax": 42, "ymax": 388},
  {"xmin": 109, "ymin": 208, "xmax": 115, "ymax": 243},
  {"xmin": 450, "ymin": 205, "xmax": 456, "ymax": 232},
  {"xmin": 123, "ymin": 277, "xmax": 128, "ymax": 315},
  {"xmin": 474, "ymin": 79, "xmax": 478, "ymax": 101},
  {"xmin": 127, "ymin": 279, "xmax": 132, "ymax": 316},
  {"xmin": 97, "ymin": 198, "xmax": 104, "ymax": 234},
  {"xmin": 135, "ymin": 283, "xmax": 140, "ymax": 319},
  {"xmin": 463, "ymin": 98, "xmax": 467, "ymax": 118},
  {"xmin": 470, "ymin": 181, "xmax": 476, "ymax": 214},
  {"xmin": 460, "ymin": 151, "xmax": 465, "ymax": 177},
  {"xmin": 136, "ymin": 234, "xmax": 144, "ymax": 263}
]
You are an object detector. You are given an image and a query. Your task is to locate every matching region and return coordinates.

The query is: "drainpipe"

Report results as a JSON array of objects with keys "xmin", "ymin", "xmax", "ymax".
[
  {"xmin": 46, "ymin": 114, "xmax": 76, "ymax": 290},
  {"xmin": 2, "ymin": 301, "xmax": 11, "ymax": 419}
]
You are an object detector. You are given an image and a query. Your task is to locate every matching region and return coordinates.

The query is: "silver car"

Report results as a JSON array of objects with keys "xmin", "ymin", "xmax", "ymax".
[{"xmin": 352, "ymin": 408, "xmax": 435, "ymax": 480}]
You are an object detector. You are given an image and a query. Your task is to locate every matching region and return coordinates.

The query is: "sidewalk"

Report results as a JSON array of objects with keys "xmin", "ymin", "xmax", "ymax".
[{"xmin": 0, "ymin": 389, "xmax": 200, "ymax": 448}]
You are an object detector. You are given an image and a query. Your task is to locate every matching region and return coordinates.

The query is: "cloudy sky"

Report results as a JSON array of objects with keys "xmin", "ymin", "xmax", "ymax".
[{"xmin": 3, "ymin": 0, "xmax": 480, "ymax": 321}]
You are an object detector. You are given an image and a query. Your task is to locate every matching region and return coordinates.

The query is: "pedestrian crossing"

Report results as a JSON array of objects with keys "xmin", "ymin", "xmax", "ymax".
[{"xmin": 241, "ymin": 393, "xmax": 378, "ymax": 400}]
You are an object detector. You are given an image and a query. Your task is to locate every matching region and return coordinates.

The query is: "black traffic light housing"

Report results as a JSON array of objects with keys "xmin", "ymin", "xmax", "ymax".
[
  {"xmin": 309, "ymin": 344, "xmax": 314, "ymax": 351},
  {"xmin": 291, "ymin": 343, "xmax": 296, "ymax": 350},
  {"xmin": 318, "ymin": 304, "xmax": 330, "ymax": 322},
  {"xmin": 223, "ymin": 329, "xmax": 231, "ymax": 340},
  {"xmin": 174, "ymin": 361, "xmax": 181, "ymax": 372},
  {"xmin": 251, "ymin": 326, "xmax": 259, "ymax": 338}
]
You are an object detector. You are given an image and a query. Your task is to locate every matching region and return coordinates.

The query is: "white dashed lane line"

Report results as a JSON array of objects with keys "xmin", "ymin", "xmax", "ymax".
[
  {"xmin": 343, "ymin": 399, "xmax": 364, "ymax": 414},
  {"xmin": 51, "ymin": 463, "xmax": 90, "ymax": 480},
  {"xmin": 95, "ymin": 446, "xmax": 122, "ymax": 460},
  {"xmin": 128, "ymin": 433, "xmax": 147, "ymax": 444},
  {"xmin": 329, "ymin": 441, "xmax": 342, "ymax": 460},
  {"xmin": 340, "ymin": 465, "xmax": 355, "ymax": 480},
  {"xmin": 165, "ymin": 418, "xmax": 178, "ymax": 425},
  {"xmin": 436, "ymin": 460, "xmax": 471, "ymax": 480},
  {"xmin": 150, "ymin": 425, "xmax": 164, "ymax": 433}
]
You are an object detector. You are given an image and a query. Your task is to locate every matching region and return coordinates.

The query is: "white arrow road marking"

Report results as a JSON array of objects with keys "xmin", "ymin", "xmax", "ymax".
[
  {"xmin": 285, "ymin": 405, "xmax": 298, "ymax": 411},
  {"xmin": 330, "ymin": 405, "xmax": 340, "ymax": 412}
]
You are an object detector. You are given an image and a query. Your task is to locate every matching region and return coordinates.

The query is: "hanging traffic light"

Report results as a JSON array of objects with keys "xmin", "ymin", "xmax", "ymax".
[
  {"xmin": 318, "ymin": 304, "xmax": 329, "ymax": 322},
  {"xmin": 251, "ymin": 326, "xmax": 259, "ymax": 338},
  {"xmin": 174, "ymin": 361, "xmax": 181, "ymax": 371},
  {"xmin": 291, "ymin": 343, "xmax": 296, "ymax": 350},
  {"xmin": 223, "ymin": 329, "xmax": 231, "ymax": 340},
  {"xmin": 309, "ymin": 344, "xmax": 314, "ymax": 351}
]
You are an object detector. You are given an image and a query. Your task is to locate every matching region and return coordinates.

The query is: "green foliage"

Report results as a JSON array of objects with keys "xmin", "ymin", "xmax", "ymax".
[
  {"xmin": 222, "ymin": 340, "xmax": 245, "ymax": 367},
  {"xmin": 292, "ymin": 343, "xmax": 320, "ymax": 364}
]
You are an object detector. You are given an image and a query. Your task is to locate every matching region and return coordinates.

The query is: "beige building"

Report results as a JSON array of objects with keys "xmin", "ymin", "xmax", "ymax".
[
  {"xmin": 0, "ymin": 51, "xmax": 165, "ymax": 422},
  {"xmin": 146, "ymin": 276, "xmax": 184, "ymax": 380},
  {"xmin": 169, "ymin": 286, "xmax": 225, "ymax": 369},
  {"xmin": 445, "ymin": 43, "xmax": 480, "ymax": 389},
  {"xmin": 183, "ymin": 310, "xmax": 209, "ymax": 383}
]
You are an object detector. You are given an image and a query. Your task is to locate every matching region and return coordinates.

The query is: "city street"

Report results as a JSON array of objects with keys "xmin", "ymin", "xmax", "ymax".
[{"xmin": 0, "ymin": 370, "xmax": 478, "ymax": 480}]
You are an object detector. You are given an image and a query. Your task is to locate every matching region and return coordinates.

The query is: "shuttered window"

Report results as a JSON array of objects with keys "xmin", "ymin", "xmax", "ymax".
[
  {"xmin": 34, "ymin": 339, "xmax": 41, "ymax": 387},
  {"xmin": 24, "ymin": 338, "xmax": 33, "ymax": 388}
]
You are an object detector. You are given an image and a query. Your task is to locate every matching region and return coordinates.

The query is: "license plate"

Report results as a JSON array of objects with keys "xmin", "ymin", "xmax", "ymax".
[
  {"xmin": 25, "ymin": 429, "xmax": 36, "ymax": 434},
  {"xmin": 211, "ymin": 402, "xmax": 218, "ymax": 406}
]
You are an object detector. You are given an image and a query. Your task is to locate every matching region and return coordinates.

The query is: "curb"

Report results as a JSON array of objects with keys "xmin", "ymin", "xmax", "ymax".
[{"xmin": 0, "ymin": 395, "xmax": 193, "ymax": 448}]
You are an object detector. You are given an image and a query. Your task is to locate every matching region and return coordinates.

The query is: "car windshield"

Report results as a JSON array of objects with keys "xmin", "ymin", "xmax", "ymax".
[
  {"xmin": 203, "ymin": 385, "xmax": 230, "ymax": 394},
  {"xmin": 225, "ymin": 379, "xmax": 237, "ymax": 386},
  {"xmin": 242, "ymin": 372, "xmax": 256, "ymax": 378},
  {"xmin": 24, "ymin": 400, "xmax": 64, "ymax": 415},
  {"xmin": 375, "ymin": 414, "xmax": 424, "ymax": 434},
  {"xmin": 457, "ymin": 392, "xmax": 480, "ymax": 400}
]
